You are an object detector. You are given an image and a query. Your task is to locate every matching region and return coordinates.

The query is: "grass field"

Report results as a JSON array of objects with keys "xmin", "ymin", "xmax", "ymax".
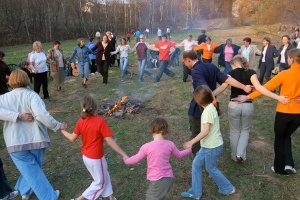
[{"xmin": 1, "ymin": 25, "xmax": 300, "ymax": 200}]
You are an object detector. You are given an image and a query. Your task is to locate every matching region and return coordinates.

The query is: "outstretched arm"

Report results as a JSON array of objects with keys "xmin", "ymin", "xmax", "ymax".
[
  {"xmin": 105, "ymin": 136, "xmax": 128, "ymax": 159},
  {"xmin": 213, "ymin": 82, "xmax": 229, "ymax": 96},
  {"xmin": 61, "ymin": 130, "xmax": 79, "ymax": 142}
]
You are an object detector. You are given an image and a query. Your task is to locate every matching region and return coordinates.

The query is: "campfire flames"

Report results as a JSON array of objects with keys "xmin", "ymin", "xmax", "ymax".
[
  {"xmin": 99, "ymin": 96, "xmax": 142, "ymax": 117},
  {"xmin": 106, "ymin": 96, "xmax": 128, "ymax": 116}
]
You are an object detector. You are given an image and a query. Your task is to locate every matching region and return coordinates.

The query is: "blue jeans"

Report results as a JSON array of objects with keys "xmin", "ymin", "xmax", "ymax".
[
  {"xmin": 155, "ymin": 60, "xmax": 175, "ymax": 82},
  {"xmin": 78, "ymin": 61, "xmax": 90, "ymax": 79},
  {"xmin": 188, "ymin": 145, "xmax": 234, "ymax": 198},
  {"xmin": 120, "ymin": 57, "xmax": 129, "ymax": 77},
  {"xmin": 223, "ymin": 62, "xmax": 232, "ymax": 75},
  {"xmin": 10, "ymin": 149, "xmax": 57, "ymax": 200},
  {"xmin": 138, "ymin": 58, "xmax": 152, "ymax": 80}
]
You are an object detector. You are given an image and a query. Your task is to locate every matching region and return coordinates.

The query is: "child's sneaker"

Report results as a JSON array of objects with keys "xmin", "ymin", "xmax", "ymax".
[
  {"xmin": 181, "ymin": 191, "xmax": 199, "ymax": 199},
  {"xmin": 21, "ymin": 189, "xmax": 33, "ymax": 200}
]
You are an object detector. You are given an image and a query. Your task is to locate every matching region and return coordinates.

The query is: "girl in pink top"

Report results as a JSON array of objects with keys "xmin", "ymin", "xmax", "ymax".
[{"xmin": 124, "ymin": 117, "xmax": 191, "ymax": 200}]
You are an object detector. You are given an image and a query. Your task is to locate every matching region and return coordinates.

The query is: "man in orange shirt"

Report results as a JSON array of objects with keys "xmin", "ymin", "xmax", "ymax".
[{"xmin": 193, "ymin": 37, "xmax": 219, "ymax": 63}]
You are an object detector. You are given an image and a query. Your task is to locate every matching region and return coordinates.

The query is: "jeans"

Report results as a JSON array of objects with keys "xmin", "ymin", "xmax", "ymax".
[
  {"xmin": 90, "ymin": 59, "xmax": 96, "ymax": 73},
  {"xmin": 154, "ymin": 60, "xmax": 175, "ymax": 82},
  {"xmin": 33, "ymin": 71, "xmax": 49, "ymax": 98},
  {"xmin": 228, "ymin": 101, "xmax": 254, "ymax": 161},
  {"xmin": 0, "ymin": 158, "xmax": 13, "ymax": 198},
  {"xmin": 10, "ymin": 149, "xmax": 57, "ymax": 200},
  {"xmin": 78, "ymin": 61, "xmax": 90, "ymax": 79},
  {"xmin": 138, "ymin": 58, "xmax": 152, "ymax": 80},
  {"xmin": 120, "ymin": 57, "xmax": 129, "ymax": 77},
  {"xmin": 189, "ymin": 116, "xmax": 201, "ymax": 155},
  {"xmin": 258, "ymin": 62, "xmax": 272, "ymax": 84},
  {"xmin": 188, "ymin": 145, "xmax": 234, "ymax": 198},
  {"xmin": 223, "ymin": 62, "xmax": 232, "ymax": 75},
  {"xmin": 273, "ymin": 112, "xmax": 300, "ymax": 175}
]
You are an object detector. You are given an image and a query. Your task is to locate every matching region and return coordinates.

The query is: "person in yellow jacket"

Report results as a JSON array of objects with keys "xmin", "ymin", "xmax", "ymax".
[
  {"xmin": 232, "ymin": 48, "xmax": 300, "ymax": 176},
  {"xmin": 193, "ymin": 37, "xmax": 220, "ymax": 63}
]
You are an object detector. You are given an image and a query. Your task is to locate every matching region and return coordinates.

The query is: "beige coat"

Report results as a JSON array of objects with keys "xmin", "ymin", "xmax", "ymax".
[{"xmin": 238, "ymin": 45, "xmax": 261, "ymax": 71}]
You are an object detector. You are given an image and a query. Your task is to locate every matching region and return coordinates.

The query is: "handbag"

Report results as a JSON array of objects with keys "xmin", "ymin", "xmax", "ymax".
[{"xmin": 50, "ymin": 63, "xmax": 58, "ymax": 72}]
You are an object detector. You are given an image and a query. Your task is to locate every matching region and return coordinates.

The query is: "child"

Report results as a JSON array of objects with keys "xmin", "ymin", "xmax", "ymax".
[
  {"xmin": 61, "ymin": 94, "xmax": 128, "ymax": 200},
  {"xmin": 181, "ymin": 85, "xmax": 235, "ymax": 199},
  {"xmin": 124, "ymin": 117, "xmax": 192, "ymax": 200}
]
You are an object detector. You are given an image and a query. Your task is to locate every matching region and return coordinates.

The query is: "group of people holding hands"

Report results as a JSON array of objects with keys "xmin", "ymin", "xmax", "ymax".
[{"xmin": 1, "ymin": 27, "xmax": 300, "ymax": 200}]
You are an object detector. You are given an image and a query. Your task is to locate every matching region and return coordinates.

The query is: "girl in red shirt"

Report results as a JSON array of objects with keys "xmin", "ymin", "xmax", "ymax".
[{"xmin": 62, "ymin": 94, "xmax": 128, "ymax": 200}]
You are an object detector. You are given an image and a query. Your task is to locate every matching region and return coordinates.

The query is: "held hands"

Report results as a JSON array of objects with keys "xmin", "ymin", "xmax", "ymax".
[
  {"xmin": 231, "ymin": 95, "xmax": 249, "ymax": 103},
  {"xmin": 183, "ymin": 141, "xmax": 193, "ymax": 149},
  {"xmin": 60, "ymin": 122, "xmax": 68, "ymax": 130},
  {"xmin": 243, "ymin": 85, "xmax": 253, "ymax": 93},
  {"xmin": 20, "ymin": 113, "xmax": 34, "ymax": 121},
  {"xmin": 278, "ymin": 96, "xmax": 290, "ymax": 104}
]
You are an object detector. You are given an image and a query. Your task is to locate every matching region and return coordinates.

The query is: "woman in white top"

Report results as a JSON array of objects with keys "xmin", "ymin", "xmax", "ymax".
[
  {"xmin": 277, "ymin": 35, "xmax": 293, "ymax": 72},
  {"xmin": 47, "ymin": 41, "xmax": 66, "ymax": 91},
  {"xmin": 110, "ymin": 38, "xmax": 133, "ymax": 82},
  {"xmin": 29, "ymin": 41, "xmax": 50, "ymax": 99}
]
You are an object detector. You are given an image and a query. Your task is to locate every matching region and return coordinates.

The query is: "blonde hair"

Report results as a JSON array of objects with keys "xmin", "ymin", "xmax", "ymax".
[
  {"xmin": 77, "ymin": 38, "xmax": 84, "ymax": 46},
  {"xmin": 80, "ymin": 94, "xmax": 98, "ymax": 119},
  {"xmin": 8, "ymin": 69, "xmax": 30, "ymax": 88},
  {"xmin": 230, "ymin": 55, "xmax": 250, "ymax": 71},
  {"xmin": 32, "ymin": 41, "xmax": 42, "ymax": 51}
]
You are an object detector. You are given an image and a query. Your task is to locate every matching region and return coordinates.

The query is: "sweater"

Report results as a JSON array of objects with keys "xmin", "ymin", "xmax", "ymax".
[
  {"xmin": 249, "ymin": 64, "xmax": 300, "ymax": 114},
  {"xmin": 193, "ymin": 42, "xmax": 219, "ymax": 60},
  {"xmin": 0, "ymin": 87, "xmax": 61, "ymax": 153}
]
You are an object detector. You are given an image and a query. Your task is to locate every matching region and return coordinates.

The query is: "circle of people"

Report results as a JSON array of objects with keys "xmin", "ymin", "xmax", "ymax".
[{"xmin": 0, "ymin": 27, "xmax": 300, "ymax": 200}]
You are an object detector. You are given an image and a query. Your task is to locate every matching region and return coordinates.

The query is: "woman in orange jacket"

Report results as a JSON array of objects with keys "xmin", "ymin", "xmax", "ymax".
[
  {"xmin": 233, "ymin": 48, "xmax": 300, "ymax": 175},
  {"xmin": 193, "ymin": 37, "xmax": 220, "ymax": 63}
]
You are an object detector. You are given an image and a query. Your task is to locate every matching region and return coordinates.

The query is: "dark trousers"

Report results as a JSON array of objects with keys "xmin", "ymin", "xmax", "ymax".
[
  {"xmin": 189, "ymin": 115, "xmax": 201, "ymax": 155},
  {"xmin": 90, "ymin": 59, "xmax": 96, "ymax": 73},
  {"xmin": 202, "ymin": 58, "xmax": 212, "ymax": 63},
  {"xmin": 258, "ymin": 62, "xmax": 272, "ymax": 84},
  {"xmin": 279, "ymin": 63, "xmax": 289, "ymax": 72},
  {"xmin": 0, "ymin": 158, "xmax": 13, "ymax": 198},
  {"xmin": 273, "ymin": 112, "xmax": 300, "ymax": 175},
  {"xmin": 34, "ymin": 71, "xmax": 49, "ymax": 98},
  {"xmin": 182, "ymin": 64, "xmax": 191, "ymax": 82},
  {"xmin": 97, "ymin": 61, "xmax": 109, "ymax": 84},
  {"xmin": 0, "ymin": 82, "xmax": 9, "ymax": 95}
]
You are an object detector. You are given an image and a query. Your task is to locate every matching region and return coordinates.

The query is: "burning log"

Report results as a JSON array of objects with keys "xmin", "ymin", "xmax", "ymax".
[
  {"xmin": 106, "ymin": 96, "xmax": 127, "ymax": 116},
  {"xmin": 98, "ymin": 96, "xmax": 143, "ymax": 117}
]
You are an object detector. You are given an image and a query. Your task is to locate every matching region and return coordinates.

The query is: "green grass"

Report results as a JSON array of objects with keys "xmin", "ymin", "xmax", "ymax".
[{"xmin": 1, "ymin": 26, "xmax": 300, "ymax": 200}]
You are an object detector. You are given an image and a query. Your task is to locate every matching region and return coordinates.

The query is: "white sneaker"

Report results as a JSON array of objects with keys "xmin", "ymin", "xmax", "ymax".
[
  {"xmin": 95, "ymin": 72, "xmax": 99, "ymax": 74},
  {"xmin": 55, "ymin": 190, "xmax": 60, "ymax": 200},
  {"xmin": 8, "ymin": 191, "xmax": 18, "ymax": 199},
  {"xmin": 90, "ymin": 73, "xmax": 95, "ymax": 75},
  {"xmin": 21, "ymin": 189, "xmax": 33, "ymax": 200},
  {"xmin": 284, "ymin": 165, "xmax": 297, "ymax": 174}
]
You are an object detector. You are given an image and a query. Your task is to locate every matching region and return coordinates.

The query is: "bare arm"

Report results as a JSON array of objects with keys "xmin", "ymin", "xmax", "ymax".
[
  {"xmin": 145, "ymin": 42, "xmax": 159, "ymax": 51},
  {"xmin": 225, "ymin": 76, "xmax": 253, "ymax": 93},
  {"xmin": 61, "ymin": 130, "xmax": 79, "ymax": 142},
  {"xmin": 105, "ymin": 136, "xmax": 128, "ymax": 159},
  {"xmin": 250, "ymin": 74, "xmax": 289, "ymax": 103},
  {"xmin": 184, "ymin": 123, "xmax": 210, "ymax": 149},
  {"xmin": 213, "ymin": 82, "xmax": 229, "ymax": 96}
]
